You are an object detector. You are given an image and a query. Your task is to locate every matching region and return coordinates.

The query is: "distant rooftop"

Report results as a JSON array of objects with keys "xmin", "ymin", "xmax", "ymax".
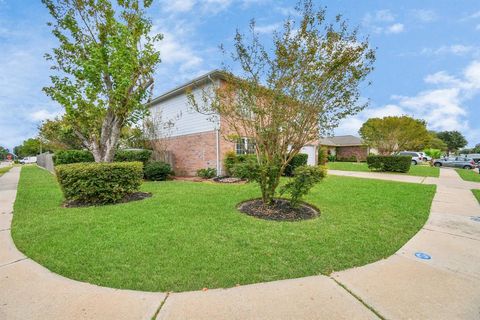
[{"xmin": 319, "ymin": 135, "xmax": 364, "ymax": 146}]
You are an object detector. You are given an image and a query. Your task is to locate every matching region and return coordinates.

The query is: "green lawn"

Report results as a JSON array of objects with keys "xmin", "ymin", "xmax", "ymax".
[
  {"xmin": 0, "ymin": 166, "xmax": 12, "ymax": 177},
  {"xmin": 12, "ymin": 166, "xmax": 436, "ymax": 292},
  {"xmin": 472, "ymin": 189, "xmax": 480, "ymax": 203},
  {"xmin": 456, "ymin": 168, "xmax": 480, "ymax": 182},
  {"xmin": 328, "ymin": 162, "xmax": 440, "ymax": 177}
]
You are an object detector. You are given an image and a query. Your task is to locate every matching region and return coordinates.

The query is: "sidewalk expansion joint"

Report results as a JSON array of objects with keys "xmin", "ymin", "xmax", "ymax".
[
  {"xmin": 330, "ymin": 276, "xmax": 386, "ymax": 320},
  {"xmin": 151, "ymin": 292, "xmax": 170, "ymax": 320},
  {"xmin": 0, "ymin": 228, "xmax": 11, "ymax": 232},
  {"xmin": 0, "ymin": 257, "xmax": 28, "ymax": 269},
  {"xmin": 422, "ymin": 227, "xmax": 480, "ymax": 242}
]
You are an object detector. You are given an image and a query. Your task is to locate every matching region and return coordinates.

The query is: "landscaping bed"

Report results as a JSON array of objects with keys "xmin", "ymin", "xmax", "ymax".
[
  {"xmin": 238, "ymin": 198, "xmax": 318, "ymax": 221},
  {"xmin": 328, "ymin": 162, "xmax": 440, "ymax": 177},
  {"xmin": 456, "ymin": 168, "xmax": 480, "ymax": 182},
  {"xmin": 12, "ymin": 166, "xmax": 436, "ymax": 292}
]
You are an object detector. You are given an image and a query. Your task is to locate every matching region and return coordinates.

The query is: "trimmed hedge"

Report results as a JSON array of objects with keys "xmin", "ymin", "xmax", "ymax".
[
  {"xmin": 53, "ymin": 150, "xmax": 94, "ymax": 165},
  {"xmin": 55, "ymin": 162, "xmax": 143, "ymax": 204},
  {"xmin": 336, "ymin": 155, "xmax": 357, "ymax": 162},
  {"xmin": 367, "ymin": 155, "xmax": 412, "ymax": 173},
  {"xmin": 114, "ymin": 149, "xmax": 152, "ymax": 164},
  {"xmin": 144, "ymin": 161, "xmax": 172, "ymax": 181},
  {"xmin": 223, "ymin": 151, "xmax": 257, "ymax": 176},
  {"xmin": 284, "ymin": 153, "xmax": 308, "ymax": 176}
]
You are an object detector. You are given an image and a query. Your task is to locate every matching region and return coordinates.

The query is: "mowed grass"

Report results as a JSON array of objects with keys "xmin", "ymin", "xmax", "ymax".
[
  {"xmin": 328, "ymin": 162, "xmax": 440, "ymax": 177},
  {"xmin": 0, "ymin": 166, "xmax": 12, "ymax": 176},
  {"xmin": 12, "ymin": 166, "xmax": 436, "ymax": 292},
  {"xmin": 473, "ymin": 190, "xmax": 480, "ymax": 203},
  {"xmin": 456, "ymin": 168, "xmax": 480, "ymax": 182}
]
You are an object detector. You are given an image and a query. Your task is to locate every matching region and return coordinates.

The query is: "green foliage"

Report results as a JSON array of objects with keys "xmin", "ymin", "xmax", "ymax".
[
  {"xmin": 223, "ymin": 152, "xmax": 258, "ymax": 178},
  {"xmin": 143, "ymin": 161, "xmax": 172, "ymax": 181},
  {"xmin": 197, "ymin": 168, "xmax": 217, "ymax": 179},
  {"xmin": 231, "ymin": 159, "xmax": 260, "ymax": 180},
  {"xmin": 42, "ymin": 0, "xmax": 162, "ymax": 162},
  {"xmin": 14, "ymin": 138, "xmax": 53, "ymax": 158},
  {"xmin": 284, "ymin": 153, "xmax": 308, "ymax": 176},
  {"xmin": 360, "ymin": 116, "xmax": 430, "ymax": 155},
  {"xmin": 280, "ymin": 165, "xmax": 327, "ymax": 207},
  {"xmin": 423, "ymin": 148, "xmax": 442, "ymax": 159},
  {"xmin": 337, "ymin": 155, "xmax": 358, "ymax": 162},
  {"xmin": 327, "ymin": 154, "xmax": 336, "ymax": 162},
  {"xmin": 55, "ymin": 162, "xmax": 143, "ymax": 204},
  {"xmin": 39, "ymin": 117, "xmax": 83, "ymax": 151},
  {"xmin": 0, "ymin": 146, "xmax": 9, "ymax": 160},
  {"xmin": 317, "ymin": 147, "xmax": 328, "ymax": 165},
  {"xmin": 53, "ymin": 150, "xmax": 94, "ymax": 165},
  {"xmin": 114, "ymin": 149, "xmax": 152, "ymax": 165},
  {"xmin": 367, "ymin": 155, "xmax": 412, "ymax": 173},
  {"xmin": 436, "ymin": 131, "xmax": 468, "ymax": 153},
  {"xmin": 223, "ymin": 151, "xmax": 238, "ymax": 175}
]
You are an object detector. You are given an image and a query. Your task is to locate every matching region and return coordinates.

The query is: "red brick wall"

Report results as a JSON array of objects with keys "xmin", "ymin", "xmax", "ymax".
[
  {"xmin": 336, "ymin": 146, "xmax": 368, "ymax": 161},
  {"xmin": 162, "ymin": 131, "xmax": 235, "ymax": 176}
]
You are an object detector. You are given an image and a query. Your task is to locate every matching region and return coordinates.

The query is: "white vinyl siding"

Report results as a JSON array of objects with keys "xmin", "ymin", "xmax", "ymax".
[{"xmin": 149, "ymin": 83, "xmax": 218, "ymax": 137}]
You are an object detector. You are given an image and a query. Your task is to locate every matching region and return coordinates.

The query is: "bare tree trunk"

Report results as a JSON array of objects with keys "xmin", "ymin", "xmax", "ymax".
[{"xmin": 96, "ymin": 111, "xmax": 122, "ymax": 162}]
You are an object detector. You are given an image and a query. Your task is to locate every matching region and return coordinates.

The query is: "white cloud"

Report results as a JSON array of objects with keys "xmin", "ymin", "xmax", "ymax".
[
  {"xmin": 160, "ymin": 0, "xmax": 232, "ymax": 14},
  {"xmin": 420, "ymin": 44, "xmax": 478, "ymax": 56},
  {"xmin": 410, "ymin": 9, "xmax": 437, "ymax": 22},
  {"xmin": 255, "ymin": 23, "xmax": 281, "ymax": 34},
  {"xmin": 161, "ymin": 0, "xmax": 196, "ymax": 13},
  {"xmin": 30, "ymin": 109, "xmax": 62, "ymax": 122},
  {"xmin": 363, "ymin": 10, "xmax": 404, "ymax": 35},
  {"xmin": 386, "ymin": 23, "xmax": 404, "ymax": 34},
  {"xmin": 336, "ymin": 60, "xmax": 480, "ymax": 145}
]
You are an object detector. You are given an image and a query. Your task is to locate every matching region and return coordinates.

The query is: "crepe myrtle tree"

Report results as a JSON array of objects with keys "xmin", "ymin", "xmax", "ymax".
[
  {"xmin": 189, "ymin": 0, "xmax": 375, "ymax": 204},
  {"xmin": 42, "ymin": 0, "xmax": 162, "ymax": 162}
]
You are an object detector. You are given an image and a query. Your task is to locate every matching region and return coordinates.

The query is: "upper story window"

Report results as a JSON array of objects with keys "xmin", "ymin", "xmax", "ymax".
[{"xmin": 236, "ymin": 137, "xmax": 256, "ymax": 155}]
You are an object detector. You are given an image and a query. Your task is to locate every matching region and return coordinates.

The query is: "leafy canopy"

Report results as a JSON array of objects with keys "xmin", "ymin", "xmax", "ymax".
[
  {"xmin": 436, "ymin": 131, "xmax": 468, "ymax": 153},
  {"xmin": 359, "ymin": 116, "xmax": 430, "ymax": 155},
  {"xmin": 191, "ymin": 0, "xmax": 375, "ymax": 204},
  {"xmin": 42, "ymin": 0, "xmax": 162, "ymax": 161}
]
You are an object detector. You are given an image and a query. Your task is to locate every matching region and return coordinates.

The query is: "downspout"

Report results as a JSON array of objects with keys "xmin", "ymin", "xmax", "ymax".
[{"xmin": 208, "ymin": 74, "xmax": 221, "ymax": 176}]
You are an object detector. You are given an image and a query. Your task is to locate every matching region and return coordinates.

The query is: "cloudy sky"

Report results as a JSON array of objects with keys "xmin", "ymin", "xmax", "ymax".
[{"xmin": 1, "ymin": 0, "xmax": 480, "ymax": 151}]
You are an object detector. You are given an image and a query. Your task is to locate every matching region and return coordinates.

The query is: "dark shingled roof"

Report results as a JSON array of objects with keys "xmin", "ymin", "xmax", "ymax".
[{"xmin": 318, "ymin": 135, "xmax": 364, "ymax": 146}]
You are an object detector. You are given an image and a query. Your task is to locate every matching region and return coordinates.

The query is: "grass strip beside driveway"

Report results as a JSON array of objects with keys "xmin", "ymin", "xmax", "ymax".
[
  {"xmin": 328, "ymin": 162, "xmax": 439, "ymax": 177},
  {"xmin": 456, "ymin": 168, "xmax": 480, "ymax": 182},
  {"xmin": 473, "ymin": 189, "xmax": 480, "ymax": 203},
  {"xmin": 12, "ymin": 166, "xmax": 436, "ymax": 292}
]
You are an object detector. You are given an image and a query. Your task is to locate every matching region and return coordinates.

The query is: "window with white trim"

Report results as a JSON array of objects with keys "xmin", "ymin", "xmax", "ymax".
[{"xmin": 236, "ymin": 137, "xmax": 256, "ymax": 155}]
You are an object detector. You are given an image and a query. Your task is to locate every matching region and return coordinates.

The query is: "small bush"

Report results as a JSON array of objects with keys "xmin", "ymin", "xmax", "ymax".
[
  {"xmin": 223, "ymin": 152, "xmax": 257, "ymax": 177},
  {"xmin": 367, "ymin": 155, "xmax": 412, "ymax": 173},
  {"xmin": 144, "ymin": 161, "xmax": 172, "ymax": 181},
  {"xmin": 223, "ymin": 151, "xmax": 237, "ymax": 175},
  {"xmin": 55, "ymin": 162, "xmax": 143, "ymax": 204},
  {"xmin": 424, "ymin": 148, "xmax": 442, "ymax": 159},
  {"xmin": 231, "ymin": 159, "xmax": 259, "ymax": 180},
  {"xmin": 327, "ymin": 154, "xmax": 336, "ymax": 162},
  {"xmin": 197, "ymin": 167, "xmax": 217, "ymax": 179},
  {"xmin": 53, "ymin": 150, "xmax": 94, "ymax": 165},
  {"xmin": 284, "ymin": 153, "xmax": 308, "ymax": 176},
  {"xmin": 114, "ymin": 149, "xmax": 152, "ymax": 164},
  {"xmin": 318, "ymin": 147, "xmax": 328, "ymax": 165},
  {"xmin": 280, "ymin": 165, "xmax": 327, "ymax": 207}
]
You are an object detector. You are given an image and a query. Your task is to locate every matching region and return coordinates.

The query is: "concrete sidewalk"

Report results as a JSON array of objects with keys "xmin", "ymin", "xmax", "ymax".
[{"xmin": 1, "ymin": 166, "xmax": 479, "ymax": 319}]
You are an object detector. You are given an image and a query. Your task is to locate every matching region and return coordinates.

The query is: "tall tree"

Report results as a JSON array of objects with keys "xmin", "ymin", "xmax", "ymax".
[
  {"xmin": 191, "ymin": 0, "xmax": 375, "ymax": 204},
  {"xmin": 0, "ymin": 146, "xmax": 9, "ymax": 160},
  {"xmin": 436, "ymin": 131, "xmax": 468, "ymax": 154},
  {"xmin": 14, "ymin": 138, "xmax": 53, "ymax": 158},
  {"xmin": 42, "ymin": 0, "xmax": 162, "ymax": 162},
  {"xmin": 359, "ymin": 116, "xmax": 430, "ymax": 155}
]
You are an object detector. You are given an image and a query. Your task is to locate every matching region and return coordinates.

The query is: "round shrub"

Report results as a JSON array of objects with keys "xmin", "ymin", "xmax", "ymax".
[
  {"xmin": 197, "ymin": 168, "xmax": 217, "ymax": 179},
  {"xmin": 144, "ymin": 161, "xmax": 172, "ymax": 181},
  {"xmin": 284, "ymin": 153, "xmax": 308, "ymax": 176},
  {"xmin": 55, "ymin": 162, "xmax": 143, "ymax": 204}
]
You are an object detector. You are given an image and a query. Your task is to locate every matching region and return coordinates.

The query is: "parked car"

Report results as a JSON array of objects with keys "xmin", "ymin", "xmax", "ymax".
[
  {"xmin": 418, "ymin": 152, "xmax": 432, "ymax": 161},
  {"xmin": 461, "ymin": 153, "xmax": 480, "ymax": 164},
  {"xmin": 433, "ymin": 157, "xmax": 477, "ymax": 169},
  {"xmin": 19, "ymin": 156, "xmax": 37, "ymax": 164},
  {"xmin": 398, "ymin": 151, "xmax": 423, "ymax": 165}
]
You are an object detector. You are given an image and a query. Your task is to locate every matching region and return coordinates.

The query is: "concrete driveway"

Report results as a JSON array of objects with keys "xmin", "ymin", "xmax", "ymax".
[{"xmin": 1, "ymin": 166, "xmax": 479, "ymax": 319}]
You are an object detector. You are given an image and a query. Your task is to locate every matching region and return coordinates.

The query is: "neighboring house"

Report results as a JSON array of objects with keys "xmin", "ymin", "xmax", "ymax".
[
  {"xmin": 318, "ymin": 135, "xmax": 370, "ymax": 161},
  {"xmin": 149, "ymin": 70, "xmax": 367, "ymax": 176}
]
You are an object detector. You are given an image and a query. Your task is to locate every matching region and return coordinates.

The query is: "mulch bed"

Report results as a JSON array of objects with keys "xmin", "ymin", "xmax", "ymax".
[
  {"xmin": 237, "ymin": 198, "xmax": 319, "ymax": 221},
  {"xmin": 64, "ymin": 192, "xmax": 152, "ymax": 208}
]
